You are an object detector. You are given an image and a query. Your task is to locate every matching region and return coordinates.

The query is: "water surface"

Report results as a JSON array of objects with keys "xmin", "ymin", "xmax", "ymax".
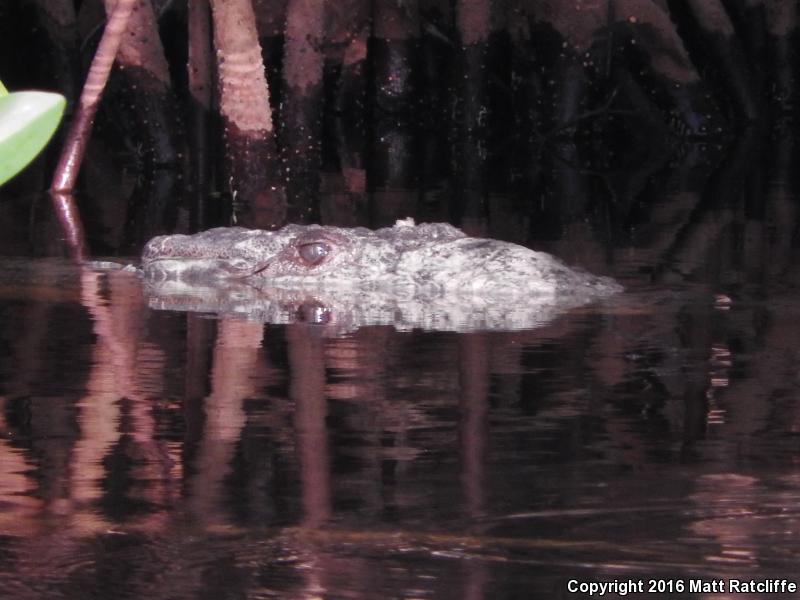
[{"xmin": 1, "ymin": 163, "xmax": 800, "ymax": 599}]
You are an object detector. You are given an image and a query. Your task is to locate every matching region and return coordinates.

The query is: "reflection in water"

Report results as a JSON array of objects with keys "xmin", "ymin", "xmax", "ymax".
[
  {"xmin": 287, "ymin": 323, "xmax": 331, "ymax": 528},
  {"xmin": 459, "ymin": 334, "xmax": 489, "ymax": 519},
  {"xmin": 3, "ymin": 253, "xmax": 800, "ymax": 596},
  {"xmin": 2, "ymin": 133, "xmax": 800, "ymax": 597},
  {"xmin": 188, "ymin": 319, "xmax": 261, "ymax": 530}
]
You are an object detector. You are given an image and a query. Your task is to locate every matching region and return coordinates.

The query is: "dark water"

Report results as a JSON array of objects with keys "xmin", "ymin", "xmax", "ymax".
[{"xmin": 2, "ymin": 161, "xmax": 800, "ymax": 598}]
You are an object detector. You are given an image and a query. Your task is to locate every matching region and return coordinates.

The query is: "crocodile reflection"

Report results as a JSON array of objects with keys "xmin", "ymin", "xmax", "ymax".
[{"xmin": 141, "ymin": 219, "xmax": 621, "ymax": 332}]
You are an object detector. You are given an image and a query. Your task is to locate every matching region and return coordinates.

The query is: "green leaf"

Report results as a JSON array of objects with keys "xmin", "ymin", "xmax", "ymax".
[
  {"xmin": 0, "ymin": 80, "xmax": 7, "ymax": 97},
  {"xmin": 0, "ymin": 91, "xmax": 66, "ymax": 186}
]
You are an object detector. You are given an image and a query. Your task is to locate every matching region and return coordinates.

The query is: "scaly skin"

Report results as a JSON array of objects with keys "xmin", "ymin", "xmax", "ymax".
[
  {"xmin": 143, "ymin": 220, "xmax": 620, "ymax": 298},
  {"xmin": 141, "ymin": 220, "xmax": 621, "ymax": 332}
]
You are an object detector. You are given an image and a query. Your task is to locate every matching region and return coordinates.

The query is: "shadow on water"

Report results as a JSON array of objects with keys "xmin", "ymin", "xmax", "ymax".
[{"xmin": 1, "ymin": 120, "xmax": 800, "ymax": 598}]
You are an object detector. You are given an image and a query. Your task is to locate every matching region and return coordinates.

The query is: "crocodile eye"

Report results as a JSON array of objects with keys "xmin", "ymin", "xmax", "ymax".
[{"xmin": 297, "ymin": 241, "xmax": 331, "ymax": 266}]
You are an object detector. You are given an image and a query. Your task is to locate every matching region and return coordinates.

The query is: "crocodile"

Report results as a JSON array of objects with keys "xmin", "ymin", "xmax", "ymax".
[{"xmin": 141, "ymin": 219, "xmax": 621, "ymax": 332}]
